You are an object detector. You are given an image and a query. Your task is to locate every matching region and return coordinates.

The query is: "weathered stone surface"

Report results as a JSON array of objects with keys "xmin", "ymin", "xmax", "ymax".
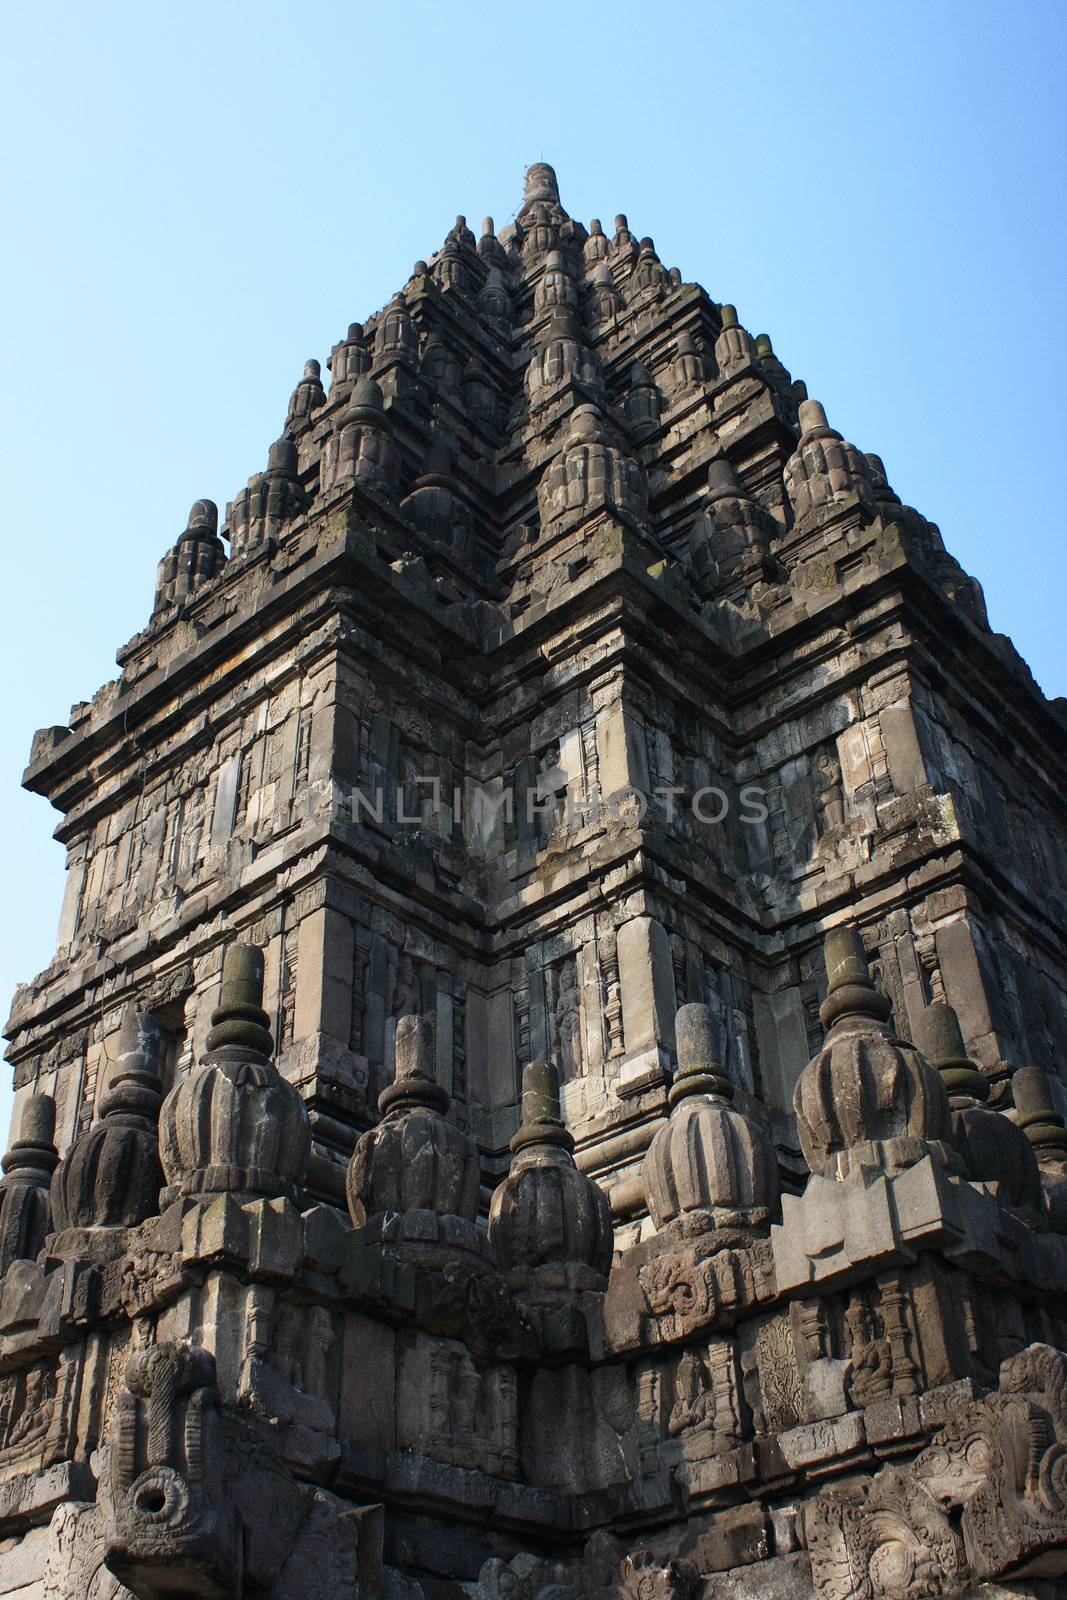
[{"xmin": 1, "ymin": 162, "xmax": 1065, "ymax": 1600}]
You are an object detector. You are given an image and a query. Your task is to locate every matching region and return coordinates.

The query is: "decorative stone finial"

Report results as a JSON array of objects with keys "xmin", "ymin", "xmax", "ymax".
[
  {"xmin": 0, "ymin": 1093, "xmax": 58, "ymax": 1272},
  {"xmin": 669, "ymin": 1003, "xmax": 733, "ymax": 1104},
  {"xmin": 538, "ymin": 404, "xmax": 647, "ymax": 526},
  {"xmin": 523, "ymin": 162, "xmax": 560, "ymax": 207},
  {"xmin": 226, "ymin": 435, "xmax": 305, "ymax": 557},
  {"xmin": 625, "ymin": 361, "xmax": 661, "ymax": 435},
  {"xmin": 154, "ymin": 501, "xmax": 226, "ymax": 611},
  {"xmin": 488, "ymin": 1059, "xmax": 613, "ymax": 1289},
  {"xmin": 1013, "ymin": 1066, "xmax": 1067, "ymax": 1230},
  {"xmin": 1014, "ymin": 1066, "xmax": 1067, "ymax": 1155},
  {"xmin": 819, "ymin": 925, "xmax": 892, "ymax": 1031},
  {"xmin": 793, "ymin": 926, "xmax": 953, "ymax": 1180},
  {"xmin": 642, "ymin": 1003, "xmax": 779, "ymax": 1243},
  {"xmin": 913, "ymin": 1001, "xmax": 986, "ymax": 1101},
  {"xmin": 913, "ymin": 1001, "xmax": 1044, "ymax": 1216},
  {"xmin": 205, "ymin": 944, "xmax": 273, "ymax": 1056},
  {"xmin": 51, "ymin": 1006, "xmax": 164, "ymax": 1233},
  {"xmin": 158, "ymin": 941, "xmax": 310, "ymax": 1208},
  {"xmin": 797, "ymin": 398, "xmax": 831, "ymax": 435},
  {"xmin": 186, "ymin": 500, "xmax": 218, "ymax": 537},
  {"xmin": 346, "ymin": 1014, "xmax": 486, "ymax": 1262},
  {"xmin": 379, "ymin": 1013, "xmax": 449, "ymax": 1116},
  {"xmin": 286, "ymin": 359, "xmax": 326, "ymax": 424}
]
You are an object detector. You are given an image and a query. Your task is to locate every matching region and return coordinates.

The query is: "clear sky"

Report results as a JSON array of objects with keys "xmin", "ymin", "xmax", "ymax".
[{"xmin": 1, "ymin": 0, "xmax": 1064, "ymax": 1148}]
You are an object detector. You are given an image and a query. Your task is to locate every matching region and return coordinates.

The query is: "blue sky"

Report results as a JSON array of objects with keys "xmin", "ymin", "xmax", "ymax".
[{"xmin": 1, "ymin": 0, "xmax": 1064, "ymax": 1146}]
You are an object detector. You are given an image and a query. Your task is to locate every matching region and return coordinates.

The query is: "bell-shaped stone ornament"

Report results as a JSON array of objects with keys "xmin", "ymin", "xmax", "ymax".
[
  {"xmin": 0, "ymin": 1094, "xmax": 58, "ymax": 1272},
  {"xmin": 488, "ymin": 1059, "xmax": 613, "ymax": 1292},
  {"xmin": 286, "ymin": 358, "xmax": 326, "ymax": 425},
  {"xmin": 51, "ymin": 1008, "xmax": 164, "ymax": 1235},
  {"xmin": 793, "ymin": 927, "xmax": 954, "ymax": 1180},
  {"xmin": 158, "ymin": 944, "xmax": 310, "ymax": 1208},
  {"xmin": 784, "ymin": 399, "xmax": 873, "ymax": 525},
  {"xmin": 346, "ymin": 1013, "xmax": 487, "ymax": 1263},
  {"xmin": 642, "ymin": 1004, "xmax": 779, "ymax": 1244},
  {"xmin": 915, "ymin": 1001, "xmax": 1046, "ymax": 1221}
]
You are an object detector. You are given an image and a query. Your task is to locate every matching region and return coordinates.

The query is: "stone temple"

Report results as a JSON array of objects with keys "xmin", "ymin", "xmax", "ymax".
[{"xmin": 1, "ymin": 161, "xmax": 1066, "ymax": 1599}]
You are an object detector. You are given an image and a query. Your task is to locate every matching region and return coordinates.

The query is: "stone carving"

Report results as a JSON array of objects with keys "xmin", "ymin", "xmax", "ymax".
[
  {"xmin": 0, "ymin": 1092, "xmax": 57, "ymax": 1272},
  {"xmin": 553, "ymin": 957, "xmax": 585, "ymax": 1081},
  {"xmin": 475, "ymin": 1551, "xmax": 582, "ymax": 1600},
  {"xmin": 154, "ymin": 499, "xmax": 226, "ymax": 611},
  {"xmin": 104, "ymin": 1342, "xmax": 241, "ymax": 1599},
  {"xmin": 7, "ymin": 162, "xmax": 1067, "ymax": 1600},
  {"xmin": 157, "ymin": 943, "xmax": 310, "ymax": 1206},
  {"xmin": 46, "ymin": 1501, "xmax": 132, "ymax": 1600},
  {"xmin": 793, "ymin": 927, "xmax": 954, "ymax": 1180},
  {"xmin": 784, "ymin": 398, "xmax": 873, "ymax": 526},
  {"xmin": 0, "ymin": 1359, "xmax": 57, "ymax": 1455},
  {"xmin": 347, "ymin": 1012, "xmax": 485, "ymax": 1261},
  {"xmin": 51, "ymin": 1006, "xmax": 163, "ymax": 1232},
  {"xmin": 488, "ymin": 1058, "xmax": 612, "ymax": 1293},
  {"xmin": 642, "ymin": 1003, "xmax": 779, "ymax": 1245},
  {"xmin": 667, "ymin": 1340, "xmax": 742, "ymax": 1449},
  {"xmin": 844, "ymin": 1294, "xmax": 893, "ymax": 1407},
  {"xmin": 613, "ymin": 1551, "xmax": 696, "ymax": 1600},
  {"xmin": 807, "ymin": 1343, "xmax": 1067, "ymax": 1598}
]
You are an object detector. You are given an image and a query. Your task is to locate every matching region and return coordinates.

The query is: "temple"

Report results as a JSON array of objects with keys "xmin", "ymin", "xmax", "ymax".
[{"xmin": 1, "ymin": 161, "xmax": 1066, "ymax": 1599}]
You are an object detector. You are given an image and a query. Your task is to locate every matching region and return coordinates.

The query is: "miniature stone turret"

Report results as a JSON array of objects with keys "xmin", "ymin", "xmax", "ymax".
[
  {"xmin": 631, "ymin": 237, "xmax": 668, "ymax": 298},
  {"xmin": 1012, "ymin": 1064, "xmax": 1067, "ymax": 1229},
  {"xmin": 538, "ymin": 405, "xmax": 647, "ymax": 527},
  {"xmin": 753, "ymin": 332, "xmax": 793, "ymax": 395},
  {"xmin": 461, "ymin": 356, "xmax": 498, "ymax": 430},
  {"xmin": 374, "ymin": 293, "xmax": 419, "ymax": 366},
  {"xmin": 478, "ymin": 216, "xmax": 506, "ymax": 264},
  {"xmin": 286, "ymin": 358, "xmax": 326, "ymax": 426},
  {"xmin": 783, "ymin": 399, "xmax": 873, "ymax": 526},
  {"xmin": 154, "ymin": 499, "xmax": 226, "ymax": 611},
  {"xmin": 670, "ymin": 330, "xmax": 705, "ymax": 395},
  {"xmin": 526, "ymin": 308, "xmax": 603, "ymax": 406},
  {"xmin": 611, "ymin": 212, "xmax": 638, "ymax": 267},
  {"xmin": 346, "ymin": 1013, "xmax": 487, "ymax": 1262},
  {"xmin": 50, "ymin": 1005, "xmax": 163, "ymax": 1234},
  {"xmin": 689, "ymin": 452, "xmax": 773, "ymax": 594},
  {"xmin": 488, "ymin": 1059, "xmax": 613, "ymax": 1293},
  {"xmin": 478, "ymin": 264, "xmax": 512, "ymax": 324},
  {"xmin": 586, "ymin": 260, "xmax": 622, "ymax": 324},
  {"xmin": 400, "ymin": 436, "xmax": 467, "ymax": 550},
  {"xmin": 535, "ymin": 250, "xmax": 576, "ymax": 314},
  {"xmin": 328, "ymin": 321, "xmax": 371, "ymax": 396},
  {"xmin": 434, "ymin": 242, "xmax": 470, "ymax": 294},
  {"xmin": 322, "ymin": 377, "xmax": 398, "ymax": 495},
  {"xmin": 0, "ymin": 1094, "xmax": 57, "ymax": 1273},
  {"xmin": 914, "ymin": 1000, "xmax": 1045, "ymax": 1220},
  {"xmin": 446, "ymin": 214, "xmax": 476, "ymax": 251},
  {"xmin": 793, "ymin": 927, "xmax": 954, "ymax": 1179},
  {"xmin": 624, "ymin": 361, "xmax": 662, "ymax": 437},
  {"xmin": 583, "ymin": 217, "xmax": 609, "ymax": 267},
  {"xmin": 158, "ymin": 943, "xmax": 310, "ymax": 1207},
  {"xmin": 642, "ymin": 1003, "xmax": 779, "ymax": 1245},
  {"xmin": 420, "ymin": 333, "xmax": 461, "ymax": 394},
  {"xmin": 714, "ymin": 305, "xmax": 754, "ymax": 377},
  {"xmin": 227, "ymin": 435, "xmax": 306, "ymax": 556}
]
